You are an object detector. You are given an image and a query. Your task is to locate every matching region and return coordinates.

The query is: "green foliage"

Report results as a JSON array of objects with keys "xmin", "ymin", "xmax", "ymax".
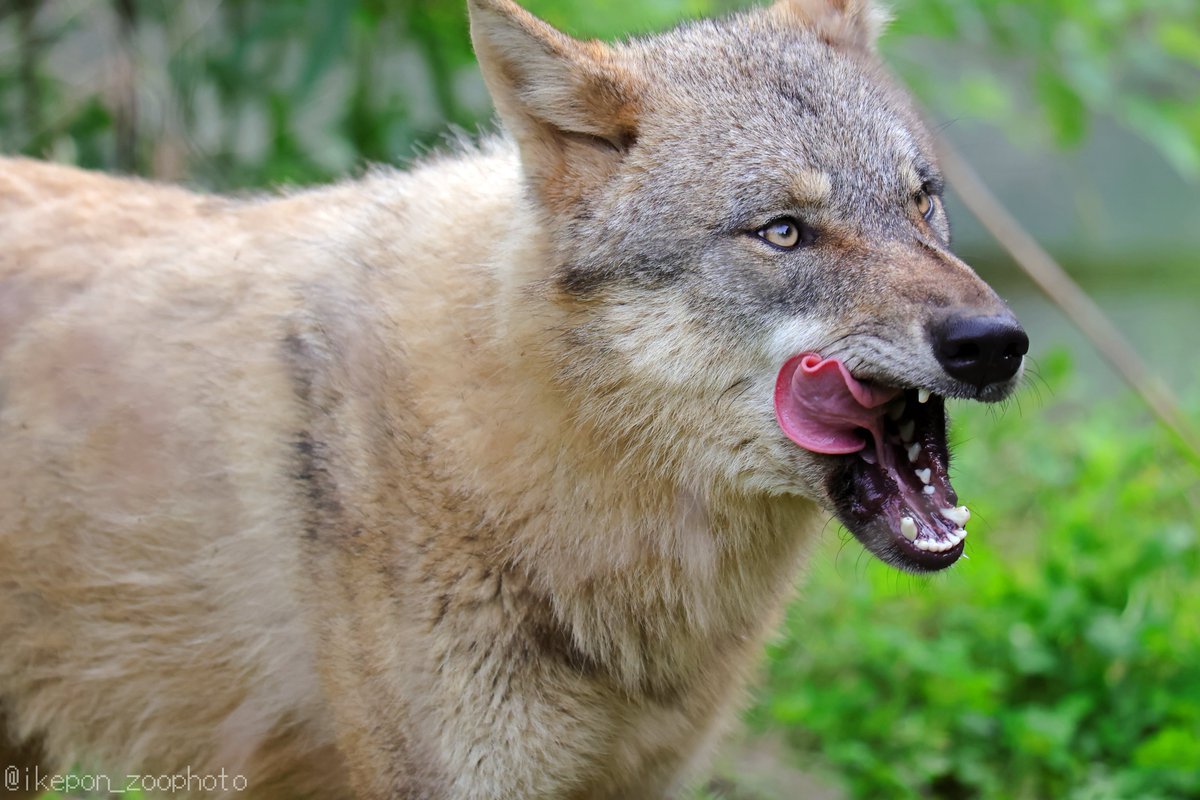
[
  {"xmin": 886, "ymin": 0, "xmax": 1200, "ymax": 176},
  {"xmin": 0, "ymin": 0, "xmax": 747, "ymax": 190},
  {"xmin": 750, "ymin": 355, "xmax": 1200, "ymax": 799}
]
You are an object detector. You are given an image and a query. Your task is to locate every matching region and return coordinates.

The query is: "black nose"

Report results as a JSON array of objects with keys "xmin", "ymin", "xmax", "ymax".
[{"xmin": 931, "ymin": 314, "xmax": 1029, "ymax": 388}]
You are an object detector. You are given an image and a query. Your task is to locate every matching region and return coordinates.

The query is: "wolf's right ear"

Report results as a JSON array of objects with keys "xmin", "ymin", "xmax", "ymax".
[
  {"xmin": 468, "ymin": 0, "xmax": 643, "ymax": 209},
  {"xmin": 770, "ymin": 0, "xmax": 891, "ymax": 52}
]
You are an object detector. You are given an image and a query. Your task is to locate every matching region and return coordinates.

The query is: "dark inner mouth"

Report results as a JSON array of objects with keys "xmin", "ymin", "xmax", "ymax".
[{"xmin": 833, "ymin": 389, "xmax": 970, "ymax": 571}]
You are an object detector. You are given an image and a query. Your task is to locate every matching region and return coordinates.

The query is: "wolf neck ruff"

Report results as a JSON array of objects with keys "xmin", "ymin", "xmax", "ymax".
[{"xmin": 775, "ymin": 353, "xmax": 971, "ymax": 568}]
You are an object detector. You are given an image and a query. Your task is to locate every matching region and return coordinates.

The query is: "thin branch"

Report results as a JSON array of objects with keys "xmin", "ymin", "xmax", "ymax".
[
  {"xmin": 113, "ymin": 0, "xmax": 139, "ymax": 172},
  {"xmin": 16, "ymin": 0, "xmax": 40, "ymax": 148},
  {"xmin": 937, "ymin": 137, "xmax": 1200, "ymax": 463}
]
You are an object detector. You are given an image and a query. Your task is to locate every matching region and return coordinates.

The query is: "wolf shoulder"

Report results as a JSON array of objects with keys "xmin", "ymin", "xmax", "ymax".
[{"xmin": 0, "ymin": 143, "xmax": 522, "ymax": 493}]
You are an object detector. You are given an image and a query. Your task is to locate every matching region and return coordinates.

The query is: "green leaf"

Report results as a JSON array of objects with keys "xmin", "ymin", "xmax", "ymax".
[{"xmin": 1034, "ymin": 67, "xmax": 1088, "ymax": 147}]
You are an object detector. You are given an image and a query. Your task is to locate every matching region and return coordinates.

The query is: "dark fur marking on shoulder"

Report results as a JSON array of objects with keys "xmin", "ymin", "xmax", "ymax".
[
  {"xmin": 282, "ymin": 333, "xmax": 313, "ymax": 404},
  {"xmin": 292, "ymin": 431, "xmax": 345, "ymax": 541},
  {"xmin": 282, "ymin": 331, "xmax": 345, "ymax": 542}
]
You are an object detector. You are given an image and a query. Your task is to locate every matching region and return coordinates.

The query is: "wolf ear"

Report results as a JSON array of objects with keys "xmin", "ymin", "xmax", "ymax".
[
  {"xmin": 770, "ymin": 0, "xmax": 891, "ymax": 52},
  {"xmin": 468, "ymin": 0, "xmax": 642, "ymax": 208}
]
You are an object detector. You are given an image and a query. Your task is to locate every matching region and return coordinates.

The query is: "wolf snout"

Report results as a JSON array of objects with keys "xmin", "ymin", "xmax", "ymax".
[{"xmin": 929, "ymin": 313, "xmax": 1029, "ymax": 390}]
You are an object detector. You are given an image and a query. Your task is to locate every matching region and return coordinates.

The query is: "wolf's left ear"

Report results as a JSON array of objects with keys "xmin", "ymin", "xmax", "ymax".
[
  {"xmin": 468, "ymin": 0, "xmax": 642, "ymax": 207},
  {"xmin": 770, "ymin": 0, "xmax": 891, "ymax": 52}
]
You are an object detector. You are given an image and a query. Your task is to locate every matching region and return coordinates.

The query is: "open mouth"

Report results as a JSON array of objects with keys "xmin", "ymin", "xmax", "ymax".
[
  {"xmin": 775, "ymin": 353, "xmax": 971, "ymax": 572},
  {"xmin": 835, "ymin": 388, "xmax": 969, "ymax": 570}
]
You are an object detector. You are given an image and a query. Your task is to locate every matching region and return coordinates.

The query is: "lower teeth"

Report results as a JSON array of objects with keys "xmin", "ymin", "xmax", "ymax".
[{"xmin": 911, "ymin": 527, "xmax": 968, "ymax": 553}]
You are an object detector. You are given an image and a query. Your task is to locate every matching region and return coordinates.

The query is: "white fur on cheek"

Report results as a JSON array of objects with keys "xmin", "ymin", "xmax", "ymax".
[{"xmin": 763, "ymin": 316, "xmax": 833, "ymax": 366}]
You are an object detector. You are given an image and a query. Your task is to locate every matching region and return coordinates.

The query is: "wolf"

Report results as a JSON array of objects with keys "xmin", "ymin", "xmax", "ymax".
[{"xmin": 0, "ymin": 0, "xmax": 1027, "ymax": 797}]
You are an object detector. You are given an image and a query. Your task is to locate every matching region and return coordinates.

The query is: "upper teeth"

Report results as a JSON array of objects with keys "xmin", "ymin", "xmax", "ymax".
[
  {"xmin": 939, "ymin": 506, "xmax": 971, "ymax": 527},
  {"xmin": 915, "ymin": 468, "xmax": 931, "ymax": 484},
  {"xmin": 917, "ymin": 388, "xmax": 931, "ymax": 404},
  {"xmin": 906, "ymin": 443, "xmax": 921, "ymax": 463}
]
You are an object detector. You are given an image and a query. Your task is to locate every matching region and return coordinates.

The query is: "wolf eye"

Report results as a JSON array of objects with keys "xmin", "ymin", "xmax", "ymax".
[
  {"xmin": 915, "ymin": 190, "xmax": 936, "ymax": 220},
  {"xmin": 754, "ymin": 217, "xmax": 809, "ymax": 250}
]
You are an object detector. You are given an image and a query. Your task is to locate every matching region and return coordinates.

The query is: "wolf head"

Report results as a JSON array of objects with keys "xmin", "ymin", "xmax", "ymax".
[{"xmin": 469, "ymin": 0, "xmax": 1028, "ymax": 573}]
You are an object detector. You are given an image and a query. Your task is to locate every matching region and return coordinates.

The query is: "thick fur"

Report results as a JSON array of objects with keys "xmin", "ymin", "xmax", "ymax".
[{"xmin": 0, "ymin": 1, "xmax": 1016, "ymax": 798}]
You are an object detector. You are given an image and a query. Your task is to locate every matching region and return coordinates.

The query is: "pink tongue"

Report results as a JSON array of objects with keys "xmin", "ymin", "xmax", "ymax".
[{"xmin": 774, "ymin": 353, "xmax": 900, "ymax": 454}]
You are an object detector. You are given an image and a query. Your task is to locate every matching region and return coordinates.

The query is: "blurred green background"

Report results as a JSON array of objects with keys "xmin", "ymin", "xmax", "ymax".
[{"xmin": 3, "ymin": 1, "xmax": 1197, "ymax": 798}]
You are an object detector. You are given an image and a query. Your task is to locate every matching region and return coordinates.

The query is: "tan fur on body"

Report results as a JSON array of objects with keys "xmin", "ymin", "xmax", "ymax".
[{"xmin": 0, "ymin": 1, "xmax": 1020, "ymax": 797}]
